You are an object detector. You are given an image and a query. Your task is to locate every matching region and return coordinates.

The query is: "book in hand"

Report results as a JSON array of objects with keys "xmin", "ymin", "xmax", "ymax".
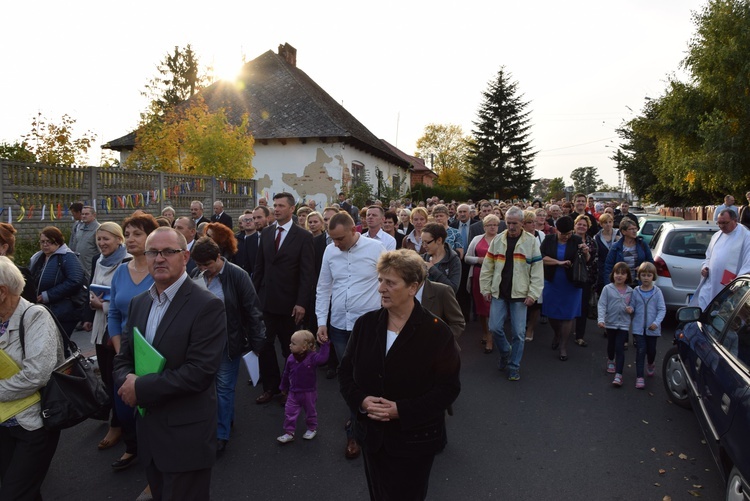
[
  {"xmin": 0, "ymin": 349, "xmax": 40, "ymax": 422},
  {"xmin": 89, "ymin": 284, "xmax": 111, "ymax": 301},
  {"xmin": 133, "ymin": 327, "xmax": 166, "ymax": 417}
]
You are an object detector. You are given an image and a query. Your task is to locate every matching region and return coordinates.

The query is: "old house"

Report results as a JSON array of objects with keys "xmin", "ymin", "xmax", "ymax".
[{"xmin": 103, "ymin": 43, "xmax": 412, "ymax": 207}]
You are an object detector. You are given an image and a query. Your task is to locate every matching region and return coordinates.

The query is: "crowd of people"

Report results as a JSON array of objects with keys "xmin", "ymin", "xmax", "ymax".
[{"xmin": 2, "ymin": 189, "xmax": 726, "ymax": 501}]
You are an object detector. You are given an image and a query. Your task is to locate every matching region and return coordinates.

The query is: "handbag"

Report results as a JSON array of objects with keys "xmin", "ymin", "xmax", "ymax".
[
  {"xmin": 19, "ymin": 304, "xmax": 111, "ymax": 431},
  {"xmin": 572, "ymin": 249, "xmax": 588, "ymax": 288}
]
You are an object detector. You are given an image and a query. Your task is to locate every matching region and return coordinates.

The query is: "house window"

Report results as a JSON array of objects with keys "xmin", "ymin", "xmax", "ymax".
[
  {"xmin": 352, "ymin": 161, "xmax": 365, "ymax": 186},
  {"xmin": 392, "ymin": 174, "xmax": 400, "ymax": 191}
]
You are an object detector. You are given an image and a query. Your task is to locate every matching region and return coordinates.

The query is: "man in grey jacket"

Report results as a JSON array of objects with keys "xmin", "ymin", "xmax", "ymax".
[{"xmin": 68, "ymin": 205, "xmax": 100, "ymax": 279}]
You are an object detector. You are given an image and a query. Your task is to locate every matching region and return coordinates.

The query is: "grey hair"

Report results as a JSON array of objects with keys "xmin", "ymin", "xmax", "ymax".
[
  {"xmin": 0, "ymin": 256, "xmax": 25, "ymax": 295},
  {"xmin": 504, "ymin": 206, "xmax": 524, "ymax": 221}
]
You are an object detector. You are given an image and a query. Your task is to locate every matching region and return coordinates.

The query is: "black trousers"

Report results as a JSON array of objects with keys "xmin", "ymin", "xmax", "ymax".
[
  {"xmin": 362, "ymin": 447, "xmax": 435, "ymax": 501},
  {"xmin": 0, "ymin": 425, "xmax": 60, "ymax": 501},
  {"xmin": 145, "ymin": 460, "xmax": 211, "ymax": 501},
  {"xmin": 258, "ymin": 313, "xmax": 299, "ymax": 393},
  {"xmin": 95, "ymin": 340, "xmax": 121, "ymax": 428},
  {"xmin": 575, "ymin": 285, "xmax": 592, "ymax": 340}
]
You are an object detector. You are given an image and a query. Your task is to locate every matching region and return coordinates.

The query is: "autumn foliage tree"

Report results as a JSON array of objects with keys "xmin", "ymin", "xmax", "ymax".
[
  {"xmin": 20, "ymin": 113, "xmax": 96, "ymax": 165},
  {"xmin": 126, "ymin": 96, "xmax": 255, "ymax": 179},
  {"xmin": 415, "ymin": 124, "xmax": 470, "ymax": 189}
]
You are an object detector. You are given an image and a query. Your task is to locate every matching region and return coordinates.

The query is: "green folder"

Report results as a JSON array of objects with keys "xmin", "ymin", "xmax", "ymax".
[{"xmin": 133, "ymin": 326, "xmax": 166, "ymax": 417}]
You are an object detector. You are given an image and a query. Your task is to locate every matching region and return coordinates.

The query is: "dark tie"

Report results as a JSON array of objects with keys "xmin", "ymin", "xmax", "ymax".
[{"xmin": 275, "ymin": 227, "xmax": 284, "ymax": 251}]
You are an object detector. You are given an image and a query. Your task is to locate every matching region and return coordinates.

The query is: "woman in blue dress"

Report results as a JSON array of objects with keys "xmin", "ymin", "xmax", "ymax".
[{"xmin": 540, "ymin": 216, "xmax": 589, "ymax": 361}]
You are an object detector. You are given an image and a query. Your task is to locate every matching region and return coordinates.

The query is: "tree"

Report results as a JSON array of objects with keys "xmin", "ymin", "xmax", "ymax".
[
  {"xmin": 547, "ymin": 178, "xmax": 566, "ymax": 201},
  {"xmin": 21, "ymin": 113, "xmax": 96, "ymax": 165},
  {"xmin": 530, "ymin": 178, "xmax": 552, "ymax": 200},
  {"xmin": 142, "ymin": 45, "xmax": 206, "ymax": 116},
  {"xmin": 570, "ymin": 166, "xmax": 602, "ymax": 195},
  {"xmin": 415, "ymin": 123, "xmax": 470, "ymax": 177},
  {"xmin": 616, "ymin": 0, "xmax": 750, "ymax": 204},
  {"xmin": 466, "ymin": 67, "xmax": 536, "ymax": 200},
  {"xmin": 0, "ymin": 141, "xmax": 35, "ymax": 162},
  {"xmin": 125, "ymin": 96, "xmax": 255, "ymax": 178}
]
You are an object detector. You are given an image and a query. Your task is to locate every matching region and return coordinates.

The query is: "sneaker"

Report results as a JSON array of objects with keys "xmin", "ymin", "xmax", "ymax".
[
  {"xmin": 508, "ymin": 371, "xmax": 520, "ymax": 381},
  {"xmin": 606, "ymin": 361, "xmax": 616, "ymax": 374},
  {"xmin": 646, "ymin": 364, "xmax": 656, "ymax": 377},
  {"xmin": 612, "ymin": 374, "xmax": 623, "ymax": 387},
  {"xmin": 302, "ymin": 430, "xmax": 317, "ymax": 440},
  {"xmin": 498, "ymin": 356, "xmax": 510, "ymax": 371},
  {"xmin": 635, "ymin": 377, "xmax": 645, "ymax": 389},
  {"xmin": 276, "ymin": 433, "xmax": 294, "ymax": 444}
]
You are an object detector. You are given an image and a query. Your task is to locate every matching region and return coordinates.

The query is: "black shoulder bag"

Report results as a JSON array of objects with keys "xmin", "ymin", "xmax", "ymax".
[{"xmin": 19, "ymin": 304, "xmax": 111, "ymax": 430}]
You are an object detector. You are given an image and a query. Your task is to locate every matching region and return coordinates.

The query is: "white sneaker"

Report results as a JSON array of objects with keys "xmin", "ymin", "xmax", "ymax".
[
  {"xmin": 276, "ymin": 433, "xmax": 294, "ymax": 444},
  {"xmin": 302, "ymin": 429, "xmax": 317, "ymax": 440}
]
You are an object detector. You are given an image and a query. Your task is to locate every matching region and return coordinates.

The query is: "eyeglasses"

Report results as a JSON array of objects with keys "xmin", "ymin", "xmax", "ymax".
[
  {"xmin": 144, "ymin": 249, "xmax": 185, "ymax": 259},
  {"xmin": 422, "ymin": 239, "xmax": 434, "ymax": 245},
  {"xmin": 39, "ymin": 239, "xmax": 52, "ymax": 245}
]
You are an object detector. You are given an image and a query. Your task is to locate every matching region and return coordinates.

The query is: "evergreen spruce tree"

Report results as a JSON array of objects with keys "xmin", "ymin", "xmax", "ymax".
[{"xmin": 466, "ymin": 67, "xmax": 536, "ymax": 200}]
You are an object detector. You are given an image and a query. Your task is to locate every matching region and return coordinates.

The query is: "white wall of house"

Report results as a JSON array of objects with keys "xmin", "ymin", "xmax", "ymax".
[
  {"xmin": 113, "ymin": 138, "xmax": 410, "ymax": 208},
  {"xmin": 252, "ymin": 139, "xmax": 410, "ymax": 207}
]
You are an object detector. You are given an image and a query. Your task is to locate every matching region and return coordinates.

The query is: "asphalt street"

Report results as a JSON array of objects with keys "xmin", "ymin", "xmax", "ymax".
[{"xmin": 40, "ymin": 315, "xmax": 725, "ymax": 501}]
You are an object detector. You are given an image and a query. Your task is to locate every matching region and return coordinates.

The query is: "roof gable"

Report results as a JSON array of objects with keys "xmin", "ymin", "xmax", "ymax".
[{"xmin": 104, "ymin": 46, "xmax": 409, "ymax": 169}]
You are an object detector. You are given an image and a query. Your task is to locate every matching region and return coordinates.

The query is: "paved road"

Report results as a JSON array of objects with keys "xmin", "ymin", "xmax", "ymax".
[{"xmin": 41, "ymin": 317, "xmax": 725, "ymax": 500}]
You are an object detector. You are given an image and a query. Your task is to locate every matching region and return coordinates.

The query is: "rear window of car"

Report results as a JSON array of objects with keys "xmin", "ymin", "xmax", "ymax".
[
  {"xmin": 641, "ymin": 221, "xmax": 662, "ymax": 236},
  {"xmin": 663, "ymin": 230, "xmax": 715, "ymax": 258}
]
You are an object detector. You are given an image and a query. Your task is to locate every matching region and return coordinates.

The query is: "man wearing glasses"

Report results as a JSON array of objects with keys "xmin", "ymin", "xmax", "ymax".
[{"xmin": 114, "ymin": 227, "xmax": 226, "ymax": 500}]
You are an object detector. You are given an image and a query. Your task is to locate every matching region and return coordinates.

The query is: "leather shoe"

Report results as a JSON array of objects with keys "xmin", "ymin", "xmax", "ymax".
[
  {"xmin": 217, "ymin": 439, "xmax": 228, "ymax": 454},
  {"xmin": 111, "ymin": 454, "xmax": 137, "ymax": 471},
  {"xmin": 256, "ymin": 391, "xmax": 278, "ymax": 404},
  {"xmin": 345, "ymin": 438, "xmax": 361, "ymax": 459}
]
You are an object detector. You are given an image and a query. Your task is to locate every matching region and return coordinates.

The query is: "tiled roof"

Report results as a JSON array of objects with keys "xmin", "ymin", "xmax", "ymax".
[
  {"xmin": 103, "ymin": 48, "xmax": 410, "ymax": 169},
  {"xmin": 381, "ymin": 140, "xmax": 437, "ymax": 177}
]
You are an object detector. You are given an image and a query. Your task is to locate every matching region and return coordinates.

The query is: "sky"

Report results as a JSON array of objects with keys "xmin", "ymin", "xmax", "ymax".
[{"xmin": 1, "ymin": 0, "xmax": 707, "ymax": 189}]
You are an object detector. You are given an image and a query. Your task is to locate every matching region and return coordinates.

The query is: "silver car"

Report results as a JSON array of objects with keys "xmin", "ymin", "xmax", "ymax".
[{"xmin": 650, "ymin": 220, "xmax": 719, "ymax": 310}]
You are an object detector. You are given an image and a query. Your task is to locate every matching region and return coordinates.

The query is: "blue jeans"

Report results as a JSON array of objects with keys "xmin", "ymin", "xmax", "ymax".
[
  {"xmin": 328, "ymin": 325, "xmax": 351, "ymax": 369},
  {"xmin": 489, "ymin": 298, "xmax": 527, "ymax": 372},
  {"xmin": 216, "ymin": 347, "xmax": 241, "ymax": 441},
  {"xmin": 328, "ymin": 325, "xmax": 354, "ymax": 439},
  {"xmin": 634, "ymin": 335, "xmax": 658, "ymax": 377}
]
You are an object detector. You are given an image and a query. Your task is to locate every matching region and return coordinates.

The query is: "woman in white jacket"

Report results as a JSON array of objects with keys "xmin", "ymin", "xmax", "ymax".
[
  {"xmin": 465, "ymin": 214, "xmax": 501, "ymax": 353},
  {"xmin": 0, "ymin": 256, "xmax": 65, "ymax": 499}
]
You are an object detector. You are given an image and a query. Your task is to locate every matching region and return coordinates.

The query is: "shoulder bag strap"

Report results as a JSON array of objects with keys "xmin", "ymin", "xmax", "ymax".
[{"xmin": 18, "ymin": 303, "xmax": 76, "ymax": 360}]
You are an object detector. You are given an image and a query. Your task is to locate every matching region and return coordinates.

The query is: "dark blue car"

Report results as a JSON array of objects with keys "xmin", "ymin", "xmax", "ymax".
[{"xmin": 663, "ymin": 276, "xmax": 750, "ymax": 500}]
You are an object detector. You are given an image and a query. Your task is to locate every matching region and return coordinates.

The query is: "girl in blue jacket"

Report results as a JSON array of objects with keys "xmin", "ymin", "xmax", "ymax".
[{"xmin": 631, "ymin": 262, "xmax": 666, "ymax": 390}]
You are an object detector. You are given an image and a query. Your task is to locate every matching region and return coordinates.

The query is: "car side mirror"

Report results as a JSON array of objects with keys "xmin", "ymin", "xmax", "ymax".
[{"xmin": 676, "ymin": 306, "xmax": 701, "ymax": 323}]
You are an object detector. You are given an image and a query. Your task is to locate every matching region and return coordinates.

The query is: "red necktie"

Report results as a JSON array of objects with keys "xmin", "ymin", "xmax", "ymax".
[{"xmin": 275, "ymin": 227, "xmax": 284, "ymax": 251}]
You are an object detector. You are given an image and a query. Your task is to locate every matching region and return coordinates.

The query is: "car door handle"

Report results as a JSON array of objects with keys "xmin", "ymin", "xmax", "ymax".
[
  {"xmin": 721, "ymin": 394, "xmax": 731, "ymax": 414},
  {"xmin": 671, "ymin": 265, "xmax": 683, "ymax": 269}
]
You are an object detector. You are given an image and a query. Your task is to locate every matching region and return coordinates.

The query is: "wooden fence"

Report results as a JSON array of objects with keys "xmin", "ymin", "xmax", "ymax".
[{"xmin": 0, "ymin": 160, "xmax": 256, "ymax": 241}]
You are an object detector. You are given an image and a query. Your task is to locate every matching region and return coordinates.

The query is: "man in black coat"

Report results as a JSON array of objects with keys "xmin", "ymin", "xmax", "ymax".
[
  {"xmin": 211, "ymin": 200, "xmax": 233, "ymax": 229},
  {"xmin": 233, "ymin": 212, "xmax": 259, "ymax": 277},
  {"xmin": 191, "ymin": 201, "xmax": 210, "ymax": 227}
]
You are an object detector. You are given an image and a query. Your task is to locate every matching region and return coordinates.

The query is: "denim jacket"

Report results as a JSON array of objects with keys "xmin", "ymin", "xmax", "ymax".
[{"xmin": 631, "ymin": 286, "xmax": 666, "ymax": 337}]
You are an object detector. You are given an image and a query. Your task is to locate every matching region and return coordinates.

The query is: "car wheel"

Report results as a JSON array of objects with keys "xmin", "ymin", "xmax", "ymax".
[
  {"xmin": 726, "ymin": 466, "xmax": 746, "ymax": 501},
  {"xmin": 662, "ymin": 346, "xmax": 691, "ymax": 409}
]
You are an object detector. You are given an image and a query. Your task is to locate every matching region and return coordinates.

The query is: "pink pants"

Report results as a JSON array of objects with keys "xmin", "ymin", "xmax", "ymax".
[{"xmin": 283, "ymin": 390, "xmax": 317, "ymax": 434}]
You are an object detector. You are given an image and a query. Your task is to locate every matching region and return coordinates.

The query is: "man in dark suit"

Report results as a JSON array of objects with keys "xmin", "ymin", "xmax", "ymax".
[
  {"xmin": 253, "ymin": 192, "xmax": 315, "ymax": 404},
  {"xmin": 191, "ymin": 200, "xmax": 210, "ymax": 227},
  {"xmin": 419, "ymin": 279, "xmax": 465, "ymax": 341},
  {"xmin": 468, "ymin": 201, "xmax": 506, "ymax": 243},
  {"xmin": 114, "ymin": 227, "xmax": 226, "ymax": 501},
  {"xmin": 211, "ymin": 200, "xmax": 233, "ymax": 229},
  {"xmin": 233, "ymin": 212, "xmax": 259, "ymax": 277}
]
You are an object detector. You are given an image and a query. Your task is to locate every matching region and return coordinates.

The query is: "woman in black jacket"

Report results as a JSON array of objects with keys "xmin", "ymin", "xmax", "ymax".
[
  {"xmin": 191, "ymin": 237, "xmax": 265, "ymax": 452},
  {"xmin": 339, "ymin": 249, "xmax": 460, "ymax": 500}
]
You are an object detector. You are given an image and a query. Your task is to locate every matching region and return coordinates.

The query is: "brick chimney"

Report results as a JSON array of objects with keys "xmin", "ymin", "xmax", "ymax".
[{"xmin": 278, "ymin": 43, "xmax": 297, "ymax": 67}]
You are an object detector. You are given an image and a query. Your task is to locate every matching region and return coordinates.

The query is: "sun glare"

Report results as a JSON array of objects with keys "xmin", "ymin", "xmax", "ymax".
[{"xmin": 209, "ymin": 55, "xmax": 243, "ymax": 83}]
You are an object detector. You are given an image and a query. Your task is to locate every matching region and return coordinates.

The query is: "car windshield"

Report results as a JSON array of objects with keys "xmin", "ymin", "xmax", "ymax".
[{"xmin": 663, "ymin": 230, "xmax": 715, "ymax": 258}]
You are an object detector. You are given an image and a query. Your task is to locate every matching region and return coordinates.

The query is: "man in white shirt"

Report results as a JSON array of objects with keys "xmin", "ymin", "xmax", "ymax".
[
  {"xmin": 364, "ymin": 205, "xmax": 396, "ymax": 250},
  {"xmin": 316, "ymin": 211, "xmax": 384, "ymax": 459},
  {"xmin": 713, "ymin": 194, "xmax": 739, "ymax": 221}
]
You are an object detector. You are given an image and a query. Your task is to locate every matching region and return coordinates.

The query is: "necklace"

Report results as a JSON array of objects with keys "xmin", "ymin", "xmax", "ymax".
[
  {"xmin": 388, "ymin": 314, "xmax": 409, "ymax": 334},
  {"xmin": 130, "ymin": 262, "xmax": 148, "ymax": 273}
]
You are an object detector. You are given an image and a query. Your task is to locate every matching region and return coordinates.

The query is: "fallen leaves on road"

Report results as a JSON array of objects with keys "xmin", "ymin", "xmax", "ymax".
[
  {"xmin": 687, "ymin": 490, "xmax": 702, "ymax": 497},
  {"xmin": 666, "ymin": 451, "xmax": 675, "ymax": 456},
  {"xmin": 651, "ymin": 447, "xmax": 657, "ymax": 453},
  {"xmin": 678, "ymin": 453, "xmax": 688, "ymax": 460},
  {"xmin": 659, "ymin": 469, "xmax": 667, "ymax": 475},
  {"xmin": 663, "ymin": 495, "xmax": 672, "ymax": 501},
  {"xmin": 643, "ymin": 420, "xmax": 649, "ymax": 424}
]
